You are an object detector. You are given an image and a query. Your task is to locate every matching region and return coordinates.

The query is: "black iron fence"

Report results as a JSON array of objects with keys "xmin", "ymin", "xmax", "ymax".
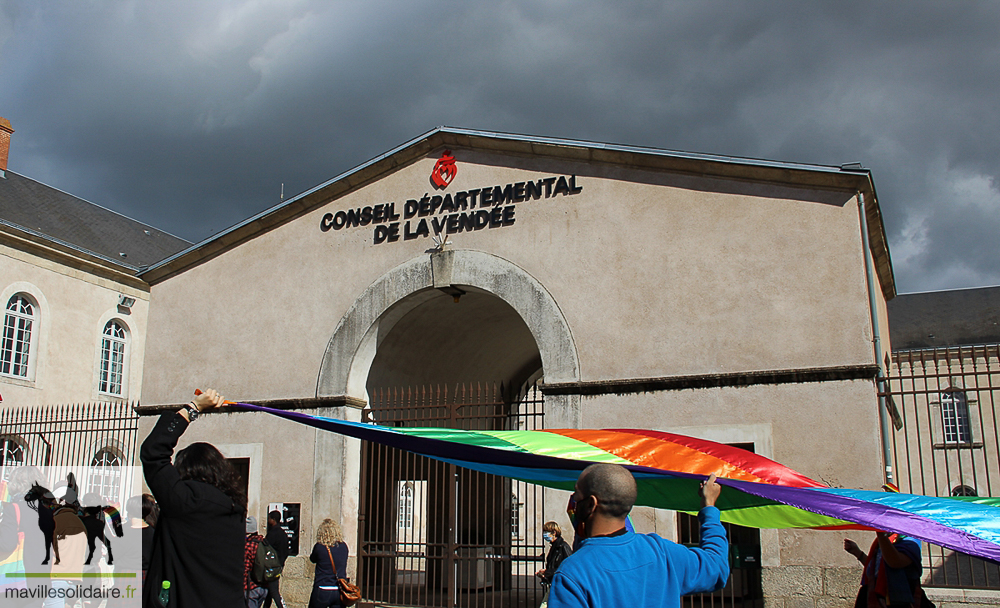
[
  {"xmin": 886, "ymin": 345, "xmax": 1000, "ymax": 589},
  {"xmin": 0, "ymin": 400, "xmax": 139, "ymax": 506}
]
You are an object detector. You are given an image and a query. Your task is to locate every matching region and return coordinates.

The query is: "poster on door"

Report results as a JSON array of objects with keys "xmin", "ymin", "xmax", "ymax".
[{"xmin": 268, "ymin": 502, "xmax": 301, "ymax": 555}]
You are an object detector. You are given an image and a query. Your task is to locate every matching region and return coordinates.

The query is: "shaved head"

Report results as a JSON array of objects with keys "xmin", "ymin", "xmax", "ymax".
[{"xmin": 577, "ymin": 463, "xmax": 637, "ymax": 519}]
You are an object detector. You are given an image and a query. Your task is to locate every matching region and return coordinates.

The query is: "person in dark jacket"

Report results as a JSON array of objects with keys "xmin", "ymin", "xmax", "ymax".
[
  {"xmin": 536, "ymin": 521, "xmax": 572, "ymax": 586},
  {"xmin": 141, "ymin": 388, "xmax": 246, "ymax": 608},
  {"xmin": 140, "ymin": 494, "xmax": 158, "ymax": 580},
  {"xmin": 264, "ymin": 510, "xmax": 291, "ymax": 608},
  {"xmin": 845, "ymin": 531, "xmax": 925, "ymax": 608},
  {"xmin": 308, "ymin": 518, "xmax": 350, "ymax": 608}
]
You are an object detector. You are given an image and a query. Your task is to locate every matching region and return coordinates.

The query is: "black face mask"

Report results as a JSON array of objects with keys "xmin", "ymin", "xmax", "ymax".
[{"xmin": 570, "ymin": 494, "xmax": 596, "ymax": 539}]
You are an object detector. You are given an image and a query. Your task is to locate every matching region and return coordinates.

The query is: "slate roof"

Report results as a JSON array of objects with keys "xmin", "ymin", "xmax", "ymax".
[
  {"xmin": 888, "ymin": 286, "xmax": 1000, "ymax": 350},
  {"xmin": 0, "ymin": 169, "xmax": 189, "ymax": 270}
]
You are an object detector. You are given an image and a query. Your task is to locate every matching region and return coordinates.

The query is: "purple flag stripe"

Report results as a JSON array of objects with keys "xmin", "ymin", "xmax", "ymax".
[{"xmin": 725, "ymin": 478, "xmax": 1000, "ymax": 563}]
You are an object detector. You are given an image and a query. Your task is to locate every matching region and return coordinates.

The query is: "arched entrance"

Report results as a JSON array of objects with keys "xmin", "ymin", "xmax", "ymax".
[
  {"xmin": 364, "ymin": 287, "xmax": 543, "ymax": 395},
  {"xmin": 318, "ymin": 250, "xmax": 579, "ymax": 608},
  {"xmin": 317, "ymin": 249, "xmax": 579, "ymax": 406}
]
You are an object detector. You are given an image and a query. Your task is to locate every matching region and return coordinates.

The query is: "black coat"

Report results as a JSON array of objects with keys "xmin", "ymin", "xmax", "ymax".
[
  {"xmin": 141, "ymin": 412, "xmax": 245, "ymax": 607},
  {"xmin": 310, "ymin": 541, "xmax": 349, "ymax": 587},
  {"xmin": 265, "ymin": 523, "xmax": 291, "ymax": 564},
  {"xmin": 542, "ymin": 537, "xmax": 572, "ymax": 585}
]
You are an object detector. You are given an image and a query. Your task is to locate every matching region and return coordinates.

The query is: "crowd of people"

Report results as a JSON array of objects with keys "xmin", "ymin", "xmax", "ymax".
[
  {"xmin": 136, "ymin": 387, "xmax": 732, "ymax": 608},
  {"xmin": 140, "ymin": 388, "xmax": 931, "ymax": 608}
]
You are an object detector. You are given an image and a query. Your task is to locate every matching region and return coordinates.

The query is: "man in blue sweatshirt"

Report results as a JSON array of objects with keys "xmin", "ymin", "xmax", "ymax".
[{"xmin": 548, "ymin": 464, "xmax": 730, "ymax": 608}]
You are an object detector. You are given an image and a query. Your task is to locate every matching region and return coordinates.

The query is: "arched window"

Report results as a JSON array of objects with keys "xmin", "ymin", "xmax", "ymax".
[
  {"xmin": 98, "ymin": 320, "xmax": 128, "ymax": 396},
  {"xmin": 940, "ymin": 390, "xmax": 971, "ymax": 444},
  {"xmin": 1, "ymin": 295, "xmax": 36, "ymax": 378},
  {"xmin": 951, "ymin": 484, "xmax": 978, "ymax": 497},
  {"xmin": 87, "ymin": 447, "xmax": 123, "ymax": 502},
  {"xmin": 398, "ymin": 483, "xmax": 414, "ymax": 528},
  {"xmin": 0, "ymin": 436, "xmax": 25, "ymax": 483}
]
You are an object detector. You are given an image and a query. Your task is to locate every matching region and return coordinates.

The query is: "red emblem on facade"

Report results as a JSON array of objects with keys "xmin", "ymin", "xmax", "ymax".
[{"xmin": 431, "ymin": 150, "xmax": 457, "ymax": 189}]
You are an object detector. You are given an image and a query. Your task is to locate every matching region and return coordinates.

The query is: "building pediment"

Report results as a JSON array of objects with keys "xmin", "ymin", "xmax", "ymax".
[{"xmin": 139, "ymin": 126, "xmax": 893, "ymax": 299}]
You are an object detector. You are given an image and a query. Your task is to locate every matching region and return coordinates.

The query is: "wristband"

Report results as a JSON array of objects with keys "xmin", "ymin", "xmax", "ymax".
[{"xmin": 182, "ymin": 402, "xmax": 201, "ymax": 421}]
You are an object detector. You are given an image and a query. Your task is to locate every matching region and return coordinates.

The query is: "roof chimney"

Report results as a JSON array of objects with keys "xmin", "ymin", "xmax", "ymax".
[{"xmin": 0, "ymin": 117, "xmax": 13, "ymax": 174}]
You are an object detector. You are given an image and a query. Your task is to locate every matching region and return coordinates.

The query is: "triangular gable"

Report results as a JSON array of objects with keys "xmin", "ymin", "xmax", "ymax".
[{"xmin": 139, "ymin": 127, "xmax": 894, "ymax": 299}]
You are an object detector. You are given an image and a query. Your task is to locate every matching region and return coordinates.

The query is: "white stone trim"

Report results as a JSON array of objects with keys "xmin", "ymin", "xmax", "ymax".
[{"xmin": 317, "ymin": 249, "xmax": 580, "ymax": 413}]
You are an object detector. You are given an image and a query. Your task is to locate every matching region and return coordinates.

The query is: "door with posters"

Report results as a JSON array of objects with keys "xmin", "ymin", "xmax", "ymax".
[{"xmin": 268, "ymin": 502, "xmax": 301, "ymax": 556}]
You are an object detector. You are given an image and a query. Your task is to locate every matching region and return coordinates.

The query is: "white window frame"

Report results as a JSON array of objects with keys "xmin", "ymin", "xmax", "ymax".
[
  {"xmin": 951, "ymin": 484, "xmax": 977, "ymax": 497},
  {"xmin": 1, "ymin": 294, "xmax": 37, "ymax": 379},
  {"xmin": 87, "ymin": 447, "xmax": 124, "ymax": 501},
  {"xmin": 398, "ymin": 482, "xmax": 414, "ymax": 528},
  {"xmin": 98, "ymin": 320, "xmax": 129, "ymax": 397},
  {"xmin": 940, "ymin": 390, "xmax": 972, "ymax": 444}
]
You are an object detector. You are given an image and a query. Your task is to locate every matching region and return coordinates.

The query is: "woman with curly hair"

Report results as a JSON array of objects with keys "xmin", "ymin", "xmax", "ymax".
[
  {"xmin": 141, "ymin": 388, "xmax": 246, "ymax": 608},
  {"xmin": 308, "ymin": 518, "xmax": 350, "ymax": 608}
]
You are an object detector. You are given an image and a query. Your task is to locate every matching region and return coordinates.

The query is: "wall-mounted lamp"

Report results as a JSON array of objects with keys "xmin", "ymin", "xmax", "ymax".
[
  {"xmin": 437, "ymin": 285, "xmax": 465, "ymax": 303},
  {"xmin": 118, "ymin": 294, "xmax": 136, "ymax": 310}
]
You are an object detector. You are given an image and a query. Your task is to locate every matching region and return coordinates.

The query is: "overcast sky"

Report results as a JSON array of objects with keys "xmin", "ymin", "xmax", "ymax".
[{"xmin": 2, "ymin": 1, "xmax": 998, "ymax": 294}]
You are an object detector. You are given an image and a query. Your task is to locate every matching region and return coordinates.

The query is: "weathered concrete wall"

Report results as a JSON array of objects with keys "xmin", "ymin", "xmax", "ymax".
[
  {"xmin": 925, "ymin": 588, "xmax": 1000, "ymax": 608},
  {"xmin": 763, "ymin": 567, "xmax": 1000, "ymax": 608},
  {"xmin": 763, "ymin": 565, "xmax": 859, "ymax": 608},
  {"xmin": 274, "ymin": 555, "xmax": 312, "ymax": 607}
]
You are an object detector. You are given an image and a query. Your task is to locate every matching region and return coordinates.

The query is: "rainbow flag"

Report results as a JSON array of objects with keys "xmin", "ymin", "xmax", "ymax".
[
  {"xmin": 0, "ymin": 480, "xmax": 26, "ymax": 592},
  {"xmin": 234, "ymin": 403, "xmax": 1000, "ymax": 563}
]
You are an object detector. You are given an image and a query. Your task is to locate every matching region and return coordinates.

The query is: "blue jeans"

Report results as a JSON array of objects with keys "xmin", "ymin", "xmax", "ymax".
[
  {"xmin": 308, "ymin": 585, "xmax": 341, "ymax": 608},
  {"xmin": 246, "ymin": 586, "xmax": 267, "ymax": 608}
]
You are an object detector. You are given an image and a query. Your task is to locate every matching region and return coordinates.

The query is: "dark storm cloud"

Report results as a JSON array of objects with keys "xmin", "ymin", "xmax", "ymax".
[{"xmin": 1, "ymin": 0, "xmax": 997, "ymax": 292}]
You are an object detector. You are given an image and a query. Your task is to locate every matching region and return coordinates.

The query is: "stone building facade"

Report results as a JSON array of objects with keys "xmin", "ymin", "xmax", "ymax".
[
  {"xmin": 0, "ymin": 116, "xmax": 188, "ymax": 482},
  {"xmin": 135, "ymin": 127, "xmax": 899, "ymax": 608}
]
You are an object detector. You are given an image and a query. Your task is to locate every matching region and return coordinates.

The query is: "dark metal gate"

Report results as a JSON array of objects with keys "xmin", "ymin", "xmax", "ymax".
[
  {"xmin": 359, "ymin": 382, "xmax": 545, "ymax": 608},
  {"xmin": 886, "ymin": 345, "xmax": 1000, "ymax": 589}
]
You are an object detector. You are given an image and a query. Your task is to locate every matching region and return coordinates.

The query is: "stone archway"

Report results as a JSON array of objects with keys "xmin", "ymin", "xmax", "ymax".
[
  {"xmin": 316, "ymin": 249, "xmax": 580, "ymax": 426},
  {"xmin": 312, "ymin": 249, "xmax": 581, "ymax": 592},
  {"xmin": 317, "ymin": 249, "xmax": 579, "ymax": 607}
]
